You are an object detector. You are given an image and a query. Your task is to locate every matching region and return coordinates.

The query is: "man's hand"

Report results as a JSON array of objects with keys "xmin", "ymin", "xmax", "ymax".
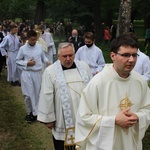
[
  {"xmin": 45, "ymin": 122, "xmax": 55, "ymax": 129},
  {"xmin": 46, "ymin": 61, "xmax": 51, "ymax": 66},
  {"xmin": 27, "ymin": 58, "xmax": 36, "ymax": 66},
  {"xmin": 115, "ymin": 107, "xmax": 138, "ymax": 128}
]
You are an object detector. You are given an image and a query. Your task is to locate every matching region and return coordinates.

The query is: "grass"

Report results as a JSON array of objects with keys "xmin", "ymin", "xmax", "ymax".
[{"xmin": 0, "ymin": 70, "xmax": 54, "ymax": 150}]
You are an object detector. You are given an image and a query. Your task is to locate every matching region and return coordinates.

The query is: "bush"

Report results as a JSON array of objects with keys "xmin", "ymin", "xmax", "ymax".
[
  {"xmin": 15, "ymin": 18, "xmax": 22, "ymax": 23},
  {"xmin": 44, "ymin": 18, "xmax": 53, "ymax": 24}
]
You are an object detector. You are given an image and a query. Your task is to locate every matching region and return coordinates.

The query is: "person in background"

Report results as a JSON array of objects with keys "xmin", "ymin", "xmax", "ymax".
[
  {"xmin": 68, "ymin": 29, "xmax": 84, "ymax": 53},
  {"xmin": 75, "ymin": 32, "xmax": 105, "ymax": 76},
  {"xmin": 144, "ymin": 27, "xmax": 150, "ymax": 49},
  {"xmin": 110, "ymin": 24, "xmax": 117, "ymax": 42},
  {"xmin": 0, "ymin": 23, "xmax": 22, "ymax": 86},
  {"xmin": 38, "ymin": 42, "xmax": 92, "ymax": 150},
  {"xmin": 65, "ymin": 21, "xmax": 72, "ymax": 42},
  {"xmin": 38, "ymin": 25, "xmax": 56, "ymax": 64},
  {"xmin": 124, "ymin": 32, "xmax": 150, "ymax": 82},
  {"xmin": 16, "ymin": 30, "xmax": 50, "ymax": 123},
  {"xmin": 75, "ymin": 35, "xmax": 150, "ymax": 150},
  {"xmin": 0, "ymin": 24, "xmax": 9, "ymax": 75},
  {"xmin": 103, "ymin": 26, "xmax": 111, "ymax": 45},
  {"xmin": 129, "ymin": 22, "xmax": 134, "ymax": 33},
  {"xmin": 34, "ymin": 28, "xmax": 48, "ymax": 73}
]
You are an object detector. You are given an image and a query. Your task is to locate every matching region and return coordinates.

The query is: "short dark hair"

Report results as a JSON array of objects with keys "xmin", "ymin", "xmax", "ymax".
[
  {"xmin": 110, "ymin": 34, "xmax": 138, "ymax": 53},
  {"xmin": 123, "ymin": 32, "xmax": 138, "ymax": 42},
  {"xmin": 27, "ymin": 30, "xmax": 37, "ymax": 39},
  {"xmin": 9, "ymin": 23, "xmax": 17, "ymax": 30},
  {"xmin": 84, "ymin": 32, "xmax": 95, "ymax": 41}
]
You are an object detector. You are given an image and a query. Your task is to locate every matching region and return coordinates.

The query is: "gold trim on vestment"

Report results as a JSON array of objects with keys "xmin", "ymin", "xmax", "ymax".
[
  {"xmin": 75, "ymin": 117, "xmax": 102, "ymax": 148},
  {"xmin": 118, "ymin": 93, "xmax": 134, "ymax": 134},
  {"xmin": 64, "ymin": 127, "xmax": 76, "ymax": 148},
  {"xmin": 119, "ymin": 93, "xmax": 133, "ymax": 110},
  {"xmin": 67, "ymin": 81, "xmax": 84, "ymax": 96}
]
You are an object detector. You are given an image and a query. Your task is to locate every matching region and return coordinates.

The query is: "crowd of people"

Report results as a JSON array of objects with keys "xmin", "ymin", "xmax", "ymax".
[{"xmin": 0, "ymin": 19, "xmax": 150, "ymax": 150}]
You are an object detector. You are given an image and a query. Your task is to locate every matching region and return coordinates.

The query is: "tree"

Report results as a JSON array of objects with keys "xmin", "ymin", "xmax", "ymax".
[
  {"xmin": 0, "ymin": 0, "xmax": 36, "ymax": 21},
  {"xmin": 34, "ymin": 0, "xmax": 46, "ymax": 24},
  {"xmin": 93, "ymin": 0, "xmax": 102, "ymax": 42},
  {"xmin": 117, "ymin": 0, "xmax": 132, "ymax": 36},
  {"xmin": 132, "ymin": 0, "xmax": 150, "ymax": 29}
]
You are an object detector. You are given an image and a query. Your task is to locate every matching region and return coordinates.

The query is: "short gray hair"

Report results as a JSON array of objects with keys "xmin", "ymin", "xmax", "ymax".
[{"xmin": 58, "ymin": 42, "xmax": 75, "ymax": 54}]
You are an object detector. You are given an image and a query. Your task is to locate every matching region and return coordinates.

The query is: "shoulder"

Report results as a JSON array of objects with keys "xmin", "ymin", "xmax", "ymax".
[
  {"xmin": 76, "ymin": 60, "xmax": 89, "ymax": 68},
  {"xmin": 131, "ymin": 70, "xmax": 148, "ymax": 84},
  {"xmin": 35, "ymin": 43, "xmax": 43, "ymax": 49},
  {"xmin": 43, "ymin": 63, "xmax": 55, "ymax": 77},
  {"xmin": 131, "ymin": 70, "xmax": 149, "ymax": 90},
  {"xmin": 77, "ymin": 45, "xmax": 86, "ymax": 51},
  {"xmin": 93, "ymin": 44, "xmax": 103, "ymax": 52},
  {"xmin": 44, "ymin": 31, "xmax": 51, "ymax": 36},
  {"xmin": 87, "ymin": 64, "xmax": 111, "ymax": 84},
  {"xmin": 138, "ymin": 51, "xmax": 150, "ymax": 61}
]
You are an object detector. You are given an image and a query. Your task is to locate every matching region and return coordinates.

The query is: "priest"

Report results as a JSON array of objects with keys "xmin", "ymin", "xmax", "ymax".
[
  {"xmin": 38, "ymin": 42, "xmax": 92, "ymax": 150},
  {"xmin": 75, "ymin": 35, "xmax": 150, "ymax": 150}
]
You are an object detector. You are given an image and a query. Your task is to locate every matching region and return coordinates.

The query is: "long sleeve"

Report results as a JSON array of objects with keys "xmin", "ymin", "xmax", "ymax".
[
  {"xmin": 0, "ymin": 36, "xmax": 9, "ymax": 50},
  {"xmin": 16, "ymin": 48, "xmax": 28, "ymax": 70},
  {"xmin": 135, "ymin": 84, "xmax": 150, "ymax": 140},
  {"xmin": 96, "ymin": 51, "xmax": 105, "ymax": 72},
  {"xmin": 37, "ymin": 67, "xmax": 55, "ymax": 123},
  {"xmin": 75, "ymin": 82, "xmax": 115, "ymax": 150}
]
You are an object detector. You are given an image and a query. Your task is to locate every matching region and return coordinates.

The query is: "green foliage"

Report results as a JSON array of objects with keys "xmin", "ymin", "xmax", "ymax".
[
  {"xmin": 0, "ymin": 0, "xmax": 36, "ymax": 20},
  {"xmin": 15, "ymin": 18, "xmax": 22, "ymax": 23},
  {"xmin": 44, "ymin": 18, "xmax": 53, "ymax": 24}
]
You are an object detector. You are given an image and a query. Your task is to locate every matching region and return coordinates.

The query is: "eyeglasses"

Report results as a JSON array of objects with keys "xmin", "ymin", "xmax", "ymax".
[{"xmin": 115, "ymin": 52, "xmax": 139, "ymax": 58}]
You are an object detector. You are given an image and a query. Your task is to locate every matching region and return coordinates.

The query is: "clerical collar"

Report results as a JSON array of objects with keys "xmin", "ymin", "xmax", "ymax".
[{"xmin": 61, "ymin": 62, "xmax": 76, "ymax": 70}]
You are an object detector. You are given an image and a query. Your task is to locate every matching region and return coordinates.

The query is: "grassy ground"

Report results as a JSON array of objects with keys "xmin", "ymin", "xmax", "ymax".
[{"xmin": 0, "ymin": 70, "xmax": 54, "ymax": 150}]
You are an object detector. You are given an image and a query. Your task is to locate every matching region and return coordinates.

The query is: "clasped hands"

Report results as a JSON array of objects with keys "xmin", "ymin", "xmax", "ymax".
[
  {"xmin": 27, "ymin": 58, "xmax": 36, "ymax": 66},
  {"xmin": 115, "ymin": 107, "xmax": 139, "ymax": 129}
]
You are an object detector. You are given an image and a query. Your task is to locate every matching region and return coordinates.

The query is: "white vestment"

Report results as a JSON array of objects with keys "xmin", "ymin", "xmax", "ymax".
[
  {"xmin": 134, "ymin": 49, "xmax": 150, "ymax": 82},
  {"xmin": 75, "ymin": 44, "xmax": 105, "ymax": 76},
  {"xmin": 41, "ymin": 31, "xmax": 56, "ymax": 63},
  {"xmin": 38, "ymin": 60, "xmax": 92, "ymax": 141},
  {"xmin": 75, "ymin": 64, "xmax": 150, "ymax": 150},
  {"xmin": 0, "ymin": 33, "xmax": 22, "ymax": 81},
  {"xmin": 16, "ymin": 42, "xmax": 48, "ymax": 116}
]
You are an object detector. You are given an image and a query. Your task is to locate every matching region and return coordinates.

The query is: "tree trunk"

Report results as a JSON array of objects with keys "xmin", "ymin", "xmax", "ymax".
[
  {"xmin": 105, "ymin": 9, "xmax": 113, "ymax": 28},
  {"xmin": 117, "ymin": 0, "xmax": 132, "ymax": 36},
  {"xmin": 144, "ymin": 6, "xmax": 150, "ymax": 29},
  {"xmin": 34, "ymin": 0, "xmax": 46, "ymax": 24},
  {"xmin": 93, "ymin": 0, "xmax": 102, "ymax": 42}
]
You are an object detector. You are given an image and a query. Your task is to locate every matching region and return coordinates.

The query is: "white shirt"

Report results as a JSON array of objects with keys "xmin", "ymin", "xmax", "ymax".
[
  {"xmin": 134, "ymin": 49, "xmax": 150, "ymax": 81},
  {"xmin": 75, "ymin": 44, "xmax": 105, "ymax": 76}
]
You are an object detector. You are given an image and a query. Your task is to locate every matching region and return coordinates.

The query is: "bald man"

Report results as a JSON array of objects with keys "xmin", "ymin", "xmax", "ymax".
[{"xmin": 68, "ymin": 29, "xmax": 84, "ymax": 53}]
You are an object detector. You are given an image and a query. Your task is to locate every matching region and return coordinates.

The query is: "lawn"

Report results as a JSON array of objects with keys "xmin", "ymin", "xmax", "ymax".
[{"xmin": 0, "ymin": 71, "xmax": 54, "ymax": 150}]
